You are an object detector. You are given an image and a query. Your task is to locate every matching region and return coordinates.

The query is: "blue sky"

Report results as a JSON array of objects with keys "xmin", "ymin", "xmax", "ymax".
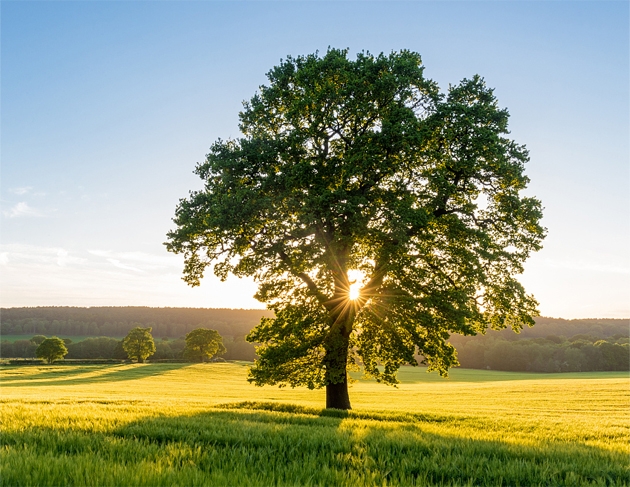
[{"xmin": 1, "ymin": 1, "xmax": 628, "ymax": 317}]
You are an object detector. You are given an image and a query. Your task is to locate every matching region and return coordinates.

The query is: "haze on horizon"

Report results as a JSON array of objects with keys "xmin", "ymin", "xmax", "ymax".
[{"xmin": 1, "ymin": 2, "xmax": 628, "ymax": 319}]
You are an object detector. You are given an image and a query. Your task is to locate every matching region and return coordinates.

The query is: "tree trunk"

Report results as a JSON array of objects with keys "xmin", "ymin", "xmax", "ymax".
[
  {"xmin": 323, "ymin": 318, "xmax": 353, "ymax": 410},
  {"xmin": 326, "ymin": 375, "xmax": 351, "ymax": 410}
]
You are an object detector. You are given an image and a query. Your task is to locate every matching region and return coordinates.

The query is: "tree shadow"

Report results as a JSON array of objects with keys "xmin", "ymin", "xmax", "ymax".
[
  {"xmin": 1, "ymin": 363, "xmax": 192, "ymax": 387},
  {"xmin": 3, "ymin": 402, "xmax": 626, "ymax": 486},
  {"xmin": 107, "ymin": 403, "xmax": 625, "ymax": 486},
  {"xmin": 1, "ymin": 364, "xmax": 116, "ymax": 383}
]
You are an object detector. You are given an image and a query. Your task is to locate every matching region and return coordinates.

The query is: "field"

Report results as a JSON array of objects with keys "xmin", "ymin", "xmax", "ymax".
[
  {"xmin": 1, "ymin": 364, "xmax": 628, "ymax": 486},
  {"xmin": 0, "ymin": 335, "xmax": 112, "ymax": 343}
]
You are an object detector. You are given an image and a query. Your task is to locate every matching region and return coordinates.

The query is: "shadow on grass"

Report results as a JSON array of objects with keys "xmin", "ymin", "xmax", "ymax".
[
  {"xmin": 0, "ymin": 365, "xmax": 115, "ymax": 383},
  {"xmin": 111, "ymin": 403, "xmax": 625, "ymax": 486},
  {"xmin": 2, "ymin": 401, "xmax": 626, "ymax": 486},
  {"xmin": 218, "ymin": 401, "xmax": 453, "ymax": 423},
  {"xmin": 1, "ymin": 363, "xmax": 192, "ymax": 387}
]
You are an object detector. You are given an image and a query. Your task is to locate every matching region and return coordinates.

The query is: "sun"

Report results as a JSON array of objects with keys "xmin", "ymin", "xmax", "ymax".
[
  {"xmin": 349, "ymin": 282, "xmax": 361, "ymax": 300},
  {"xmin": 347, "ymin": 270, "xmax": 364, "ymax": 300}
]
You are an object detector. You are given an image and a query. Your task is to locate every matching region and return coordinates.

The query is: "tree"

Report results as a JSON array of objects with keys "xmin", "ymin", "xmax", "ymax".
[
  {"xmin": 36, "ymin": 337, "xmax": 68, "ymax": 364},
  {"xmin": 30, "ymin": 335, "xmax": 47, "ymax": 345},
  {"xmin": 122, "ymin": 327, "xmax": 156, "ymax": 363},
  {"xmin": 183, "ymin": 328, "xmax": 226, "ymax": 362},
  {"xmin": 166, "ymin": 49, "xmax": 545, "ymax": 409}
]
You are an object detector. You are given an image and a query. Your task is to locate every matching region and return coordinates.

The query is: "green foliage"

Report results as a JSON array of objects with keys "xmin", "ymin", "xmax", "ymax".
[
  {"xmin": 453, "ymin": 334, "xmax": 629, "ymax": 372},
  {"xmin": 65, "ymin": 337, "xmax": 126, "ymax": 360},
  {"xmin": 166, "ymin": 49, "xmax": 546, "ymax": 407},
  {"xmin": 0, "ymin": 307, "xmax": 272, "ymax": 339},
  {"xmin": 30, "ymin": 335, "xmax": 47, "ymax": 345},
  {"xmin": 1, "ymin": 335, "xmax": 253, "ymax": 361},
  {"xmin": 183, "ymin": 328, "xmax": 226, "ymax": 362},
  {"xmin": 122, "ymin": 327, "xmax": 156, "ymax": 363},
  {"xmin": 222, "ymin": 336, "xmax": 257, "ymax": 361},
  {"xmin": 1, "ymin": 339, "xmax": 37, "ymax": 358},
  {"xmin": 35, "ymin": 337, "xmax": 68, "ymax": 364}
]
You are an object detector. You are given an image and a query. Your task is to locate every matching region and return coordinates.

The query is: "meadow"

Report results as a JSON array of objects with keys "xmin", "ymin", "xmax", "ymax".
[{"xmin": 1, "ymin": 363, "xmax": 628, "ymax": 486}]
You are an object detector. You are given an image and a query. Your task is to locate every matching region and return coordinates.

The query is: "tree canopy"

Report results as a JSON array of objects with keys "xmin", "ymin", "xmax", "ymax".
[
  {"xmin": 166, "ymin": 49, "xmax": 545, "ymax": 409},
  {"xmin": 183, "ymin": 328, "xmax": 226, "ymax": 362},
  {"xmin": 36, "ymin": 337, "xmax": 68, "ymax": 364},
  {"xmin": 122, "ymin": 326, "xmax": 156, "ymax": 363},
  {"xmin": 30, "ymin": 335, "xmax": 47, "ymax": 345}
]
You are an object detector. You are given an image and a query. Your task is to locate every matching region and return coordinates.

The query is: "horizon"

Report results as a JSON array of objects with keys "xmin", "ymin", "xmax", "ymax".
[{"xmin": 1, "ymin": 304, "xmax": 627, "ymax": 322}]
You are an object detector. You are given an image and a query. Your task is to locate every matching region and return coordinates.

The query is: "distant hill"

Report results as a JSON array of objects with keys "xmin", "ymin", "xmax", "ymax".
[
  {"xmin": 489, "ymin": 316, "xmax": 628, "ymax": 340},
  {"xmin": 1, "ymin": 307, "xmax": 626, "ymax": 340},
  {"xmin": 0, "ymin": 306, "xmax": 273, "ymax": 339}
]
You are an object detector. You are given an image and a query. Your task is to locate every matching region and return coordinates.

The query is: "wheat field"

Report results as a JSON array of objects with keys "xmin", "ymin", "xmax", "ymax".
[{"xmin": 1, "ymin": 363, "xmax": 628, "ymax": 486}]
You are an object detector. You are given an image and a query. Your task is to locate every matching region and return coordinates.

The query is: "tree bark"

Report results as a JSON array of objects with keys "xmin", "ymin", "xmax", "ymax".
[
  {"xmin": 326, "ymin": 375, "xmax": 351, "ymax": 410},
  {"xmin": 323, "ymin": 316, "xmax": 353, "ymax": 410},
  {"xmin": 322, "ymin": 269, "xmax": 355, "ymax": 410}
]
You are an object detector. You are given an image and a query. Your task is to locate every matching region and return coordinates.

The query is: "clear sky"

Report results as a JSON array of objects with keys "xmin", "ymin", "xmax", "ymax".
[{"xmin": 1, "ymin": 1, "xmax": 628, "ymax": 318}]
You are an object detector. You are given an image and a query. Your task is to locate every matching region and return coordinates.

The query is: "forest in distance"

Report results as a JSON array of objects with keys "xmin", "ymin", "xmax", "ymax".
[{"xmin": 1, "ymin": 307, "xmax": 628, "ymax": 372}]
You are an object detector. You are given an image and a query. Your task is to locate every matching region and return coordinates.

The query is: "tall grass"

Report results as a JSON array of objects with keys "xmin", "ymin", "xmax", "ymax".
[{"xmin": 1, "ymin": 364, "xmax": 628, "ymax": 486}]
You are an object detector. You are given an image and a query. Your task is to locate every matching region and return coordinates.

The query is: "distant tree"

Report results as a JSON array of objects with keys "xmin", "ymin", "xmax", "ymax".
[
  {"xmin": 62, "ymin": 338, "xmax": 73, "ymax": 346},
  {"xmin": 455, "ymin": 340, "xmax": 487, "ymax": 369},
  {"xmin": 152, "ymin": 341, "xmax": 175, "ymax": 360},
  {"xmin": 183, "ymin": 328, "xmax": 226, "ymax": 362},
  {"xmin": 564, "ymin": 347, "xmax": 586, "ymax": 372},
  {"xmin": 66, "ymin": 337, "xmax": 121, "ymax": 359},
  {"xmin": 223, "ymin": 336, "xmax": 258, "ymax": 361},
  {"xmin": 169, "ymin": 338, "xmax": 187, "ymax": 358},
  {"xmin": 30, "ymin": 335, "xmax": 47, "ymax": 345},
  {"xmin": 545, "ymin": 335, "xmax": 564, "ymax": 344},
  {"xmin": 166, "ymin": 49, "xmax": 545, "ymax": 409},
  {"xmin": 113, "ymin": 340, "xmax": 128, "ymax": 360},
  {"xmin": 36, "ymin": 337, "xmax": 68, "ymax": 364},
  {"xmin": 569, "ymin": 334, "xmax": 599, "ymax": 343},
  {"xmin": 122, "ymin": 327, "xmax": 156, "ymax": 363},
  {"xmin": 595, "ymin": 340, "xmax": 629, "ymax": 371},
  {"xmin": 7, "ymin": 340, "xmax": 37, "ymax": 358}
]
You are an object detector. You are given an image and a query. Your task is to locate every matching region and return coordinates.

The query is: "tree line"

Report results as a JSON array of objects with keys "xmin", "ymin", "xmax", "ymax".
[
  {"xmin": 0, "ymin": 307, "xmax": 273, "ymax": 339},
  {"xmin": 2, "ymin": 326, "xmax": 255, "ymax": 362},
  {"xmin": 2, "ymin": 308, "xmax": 625, "ymax": 341},
  {"xmin": 451, "ymin": 333, "xmax": 628, "ymax": 372},
  {"xmin": 2, "ymin": 307, "xmax": 627, "ymax": 372},
  {"xmin": 4, "ymin": 329, "xmax": 627, "ymax": 372}
]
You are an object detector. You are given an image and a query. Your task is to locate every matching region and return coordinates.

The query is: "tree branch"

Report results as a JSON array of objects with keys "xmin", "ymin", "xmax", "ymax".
[{"xmin": 278, "ymin": 249, "xmax": 330, "ymax": 307}]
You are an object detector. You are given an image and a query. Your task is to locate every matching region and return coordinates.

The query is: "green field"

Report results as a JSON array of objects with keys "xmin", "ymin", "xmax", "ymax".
[
  {"xmin": 1, "ymin": 364, "xmax": 628, "ymax": 486},
  {"xmin": 0, "ymin": 335, "xmax": 124, "ymax": 343}
]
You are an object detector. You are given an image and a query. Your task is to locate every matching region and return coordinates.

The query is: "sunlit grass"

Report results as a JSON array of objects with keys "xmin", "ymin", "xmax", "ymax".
[{"xmin": 1, "ymin": 364, "xmax": 628, "ymax": 486}]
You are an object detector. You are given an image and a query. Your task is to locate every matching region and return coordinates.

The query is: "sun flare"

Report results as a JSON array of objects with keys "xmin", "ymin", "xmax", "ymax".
[
  {"xmin": 349, "ymin": 284, "xmax": 361, "ymax": 300},
  {"xmin": 347, "ymin": 270, "xmax": 364, "ymax": 300}
]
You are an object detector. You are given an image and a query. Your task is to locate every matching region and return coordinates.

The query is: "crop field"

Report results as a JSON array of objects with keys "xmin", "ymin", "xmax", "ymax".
[
  {"xmin": 0, "ymin": 335, "xmax": 113, "ymax": 343},
  {"xmin": 1, "ymin": 364, "xmax": 628, "ymax": 486}
]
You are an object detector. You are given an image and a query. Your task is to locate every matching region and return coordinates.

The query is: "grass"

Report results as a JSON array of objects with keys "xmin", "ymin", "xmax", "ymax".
[{"xmin": 1, "ymin": 364, "xmax": 628, "ymax": 486}]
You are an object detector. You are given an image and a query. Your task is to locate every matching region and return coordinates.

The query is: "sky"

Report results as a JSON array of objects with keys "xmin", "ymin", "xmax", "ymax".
[{"xmin": 1, "ymin": 1, "xmax": 628, "ymax": 318}]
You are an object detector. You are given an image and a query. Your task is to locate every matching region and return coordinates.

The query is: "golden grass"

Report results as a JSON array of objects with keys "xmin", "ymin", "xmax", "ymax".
[{"xmin": 1, "ymin": 364, "xmax": 628, "ymax": 486}]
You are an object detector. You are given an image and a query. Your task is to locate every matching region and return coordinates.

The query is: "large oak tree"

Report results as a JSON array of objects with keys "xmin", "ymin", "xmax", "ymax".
[{"xmin": 166, "ymin": 49, "xmax": 545, "ymax": 410}]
